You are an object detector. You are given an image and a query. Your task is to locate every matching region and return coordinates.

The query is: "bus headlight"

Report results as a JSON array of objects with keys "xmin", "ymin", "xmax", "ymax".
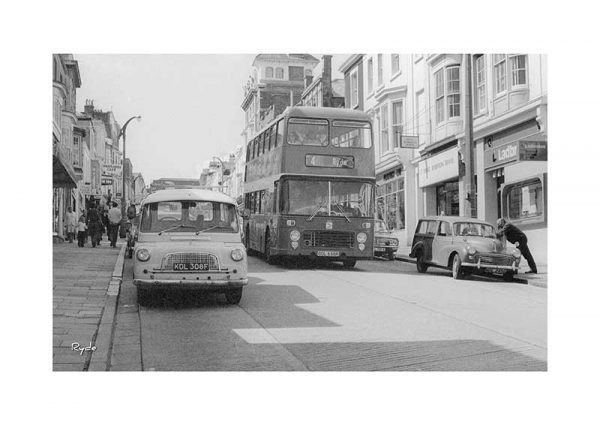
[
  {"xmin": 136, "ymin": 248, "xmax": 151, "ymax": 262},
  {"xmin": 290, "ymin": 230, "xmax": 301, "ymax": 242},
  {"xmin": 358, "ymin": 243, "xmax": 365, "ymax": 251},
  {"xmin": 291, "ymin": 241, "xmax": 299, "ymax": 249},
  {"xmin": 357, "ymin": 232, "xmax": 367, "ymax": 243},
  {"xmin": 230, "ymin": 248, "xmax": 244, "ymax": 261}
]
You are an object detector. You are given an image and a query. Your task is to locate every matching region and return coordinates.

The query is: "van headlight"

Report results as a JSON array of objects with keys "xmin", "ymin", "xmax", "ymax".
[
  {"xmin": 290, "ymin": 230, "xmax": 301, "ymax": 241},
  {"xmin": 136, "ymin": 248, "xmax": 151, "ymax": 262},
  {"xmin": 467, "ymin": 246, "xmax": 477, "ymax": 255},
  {"xmin": 357, "ymin": 232, "xmax": 367, "ymax": 243},
  {"xmin": 231, "ymin": 248, "xmax": 244, "ymax": 261}
]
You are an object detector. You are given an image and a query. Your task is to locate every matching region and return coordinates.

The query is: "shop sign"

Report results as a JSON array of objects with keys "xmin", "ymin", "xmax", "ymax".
[
  {"xmin": 102, "ymin": 164, "xmax": 121, "ymax": 176},
  {"xmin": 101, "ymin": 178, "xmax": 113, "ymax": 185},
  {"xmin": 400, "ymin": 135, "xmax": 419, "ymax": 149},
  {"xmin": 418, "ymin": 147, "xmax": 459, "ymax": 188},
  {"xmin": 81, "ymin": 185, "xmax": 92, "ymax": 195},
  {"xmin": 519, "ymin": 140, "xmax": 547, "ymax": 161},
  {"xmin": 485, "ymin": 140, "xmax": 547, "ymax": 169}
]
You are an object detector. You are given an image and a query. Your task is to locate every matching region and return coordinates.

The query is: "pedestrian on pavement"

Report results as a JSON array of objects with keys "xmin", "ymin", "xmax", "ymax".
[
  {"xmin": 65, "ymin": 206, "xmax": 78, "ymax": 243},
  {"xmin": 108, "ymin": 201, "xmax": 122, "ymax": 248},
  {"xmin": 496, "ymin": 218, "xmax": 538, "ymax": 274},
  {"xmin": 77, "ymin": 215, "xmax": 88, "ymax": 247},
  {"xmin": 86, "ymin": 205, "xmax": 103, "ymax": 248}
]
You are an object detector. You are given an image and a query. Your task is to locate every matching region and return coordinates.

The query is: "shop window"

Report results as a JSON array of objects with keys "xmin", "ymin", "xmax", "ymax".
[{"xmin": 505, "ymin": 178, "xmax": 543, "ymax": 221}]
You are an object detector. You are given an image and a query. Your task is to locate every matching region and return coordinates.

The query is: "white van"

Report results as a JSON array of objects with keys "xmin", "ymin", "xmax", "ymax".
[{"xmin": 132, "ymin": 189, "xmax": 248, "ymax": 304}]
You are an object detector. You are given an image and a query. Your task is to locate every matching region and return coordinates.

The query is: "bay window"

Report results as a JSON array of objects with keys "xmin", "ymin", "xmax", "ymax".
[
  {"xmin": 510, "ymin": 54, "xmax": 527, "ymax": 86},
  {"xmin": 392, "ymin": 101, "xmax": 403, "ymax": 148},
  {"xmin": 446, "ymin": 66, "xmax": 461, "ymax": 118},
  {"xmin": 391, "ymin": 54, "xmax": 400, "ymax": 76},
  {"xmin": 494, "ymin": 54, "xmax": 507, "ymax": 94},
  {"xmin": 377, "ymin": 54, "xmax": 383, "ymax": 87},
  {"xmin": 474, "ymin": 55, "xmax": 486, "ymax": 113},
  {"xmin": 435, "ymin": 69, "xmax": 444, "ymax": 124},
  {"xmin": 379, "ymin": 104, "xmax": 389, "ymax": 153}
]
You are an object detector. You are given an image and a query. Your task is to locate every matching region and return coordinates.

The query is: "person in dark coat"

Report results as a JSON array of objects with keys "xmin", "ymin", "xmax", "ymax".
[
  {"xmin": 86, "ymin": 205, "xmax": 104, "ymax": 248},
  {"xmin": 496, "ymin": 218, "xmax": 537, "ymax": 273}
]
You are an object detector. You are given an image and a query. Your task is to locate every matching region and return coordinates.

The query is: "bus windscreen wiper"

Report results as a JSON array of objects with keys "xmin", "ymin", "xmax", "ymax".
[
  {"xmin": 331, "ymin": 202, "xmax": 351, "ymax": 223},
  {"xmin": 158, "ymin": 224, "xmax": 198, "ymax": 235},
  {"xmin": 306, "ymin": 201, "xmax": 327, "ymax": 222}
]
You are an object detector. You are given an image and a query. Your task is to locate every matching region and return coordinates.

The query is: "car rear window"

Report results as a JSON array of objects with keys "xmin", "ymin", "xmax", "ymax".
[{"xmin": 417, "ymin": 220, "xmax": 437, "ymax": 235}]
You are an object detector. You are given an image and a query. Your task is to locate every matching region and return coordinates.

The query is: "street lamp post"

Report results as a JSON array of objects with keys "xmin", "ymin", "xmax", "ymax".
[
  {"xmin": 212, "ymin": 156, "xmax": 230, "ymax": 192},
  {"xmin": 118, "ymin": 115, "xmax": 141, "ymax": 236}
]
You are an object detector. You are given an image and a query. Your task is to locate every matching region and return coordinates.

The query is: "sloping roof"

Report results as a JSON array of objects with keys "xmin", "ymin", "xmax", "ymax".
[
  {"xmin": 253, "ymin": 54, "xmax": 319, "ymax": 66},
  {"xmin": 142, "ymin": 189, "xmax": 236, "ymax": 205}
]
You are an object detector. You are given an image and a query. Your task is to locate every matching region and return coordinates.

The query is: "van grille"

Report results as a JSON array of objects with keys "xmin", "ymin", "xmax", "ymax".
[
  {"xmin": 302, "ymin": 231, "xmax": 355, "ymax": 248},
  {"xmin": 160, "ymin": 252, "xmax": 220, "ymax": 271}
]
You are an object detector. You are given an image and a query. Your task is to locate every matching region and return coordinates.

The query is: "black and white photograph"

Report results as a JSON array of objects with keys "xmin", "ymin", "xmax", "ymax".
[
  {"xmin": 51, "ymin": 53, "xmax": 548, "ymax": 372},
  {"xmin": 4, "ymin": 1, "xmax": 600, "ymax": 424}
]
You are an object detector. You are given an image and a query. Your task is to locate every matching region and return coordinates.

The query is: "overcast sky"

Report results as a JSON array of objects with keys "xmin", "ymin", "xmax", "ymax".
[{"xmin": 75, "ymin": 54, "xmax": 256, "ymax": 184}]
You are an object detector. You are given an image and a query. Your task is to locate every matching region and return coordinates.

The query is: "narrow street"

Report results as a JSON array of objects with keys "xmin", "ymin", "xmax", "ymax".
[{"xmin": 110, "ymin": 254, "xmax": 547, "ymax": 371}]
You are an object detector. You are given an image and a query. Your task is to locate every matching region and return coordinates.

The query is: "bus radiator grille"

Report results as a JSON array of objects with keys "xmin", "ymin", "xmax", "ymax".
[{"xmin": 302, "ymin": 231, "xmax": 355, "ymax": 248}]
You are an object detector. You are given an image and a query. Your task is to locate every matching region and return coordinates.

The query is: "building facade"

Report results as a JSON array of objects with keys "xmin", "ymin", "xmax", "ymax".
[
  {"xmin": 340, "ymin": 54, "xmax": 548, "ymax": 263},
  {"xmin": 52, "ymin": 54, "xmax": 82, "ymax": 239},
  {"xmin": 301, "ymin": 55, "xmax": 346, "ymax": 108},
  {"xmin": 241, "ymin": 54, "xmax": 319, "ymax": 144}
]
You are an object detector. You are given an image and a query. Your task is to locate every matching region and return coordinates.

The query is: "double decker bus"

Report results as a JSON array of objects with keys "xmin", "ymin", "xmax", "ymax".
[{"xmin": 243, "ymin": 106, "xmax": 375, "ymax": 268}]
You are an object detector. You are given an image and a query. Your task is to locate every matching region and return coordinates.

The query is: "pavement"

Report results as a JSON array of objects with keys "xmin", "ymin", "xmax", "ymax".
[
  {"xmin": 53, "ymin": 237, "xmax": 125, "ymax": 371},
  {"xmin": 394, "ymin": 246, "xmax": 548, "ymax": 288}
]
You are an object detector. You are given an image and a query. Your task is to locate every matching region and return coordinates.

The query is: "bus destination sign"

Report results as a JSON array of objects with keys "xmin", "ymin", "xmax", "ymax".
[{"xmin": 305, "ymin": 154, "xmax": 355, "ymax": 169}]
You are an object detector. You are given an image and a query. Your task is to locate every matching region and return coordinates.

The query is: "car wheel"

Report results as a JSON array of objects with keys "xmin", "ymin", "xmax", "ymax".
[
  {"xmin": 225, "ymin": 288, "xmax": 243, "ymax": 305},
  {"xmin": 137, "ymin": 287, "xmax": 150, "ymax": 306},
  {"xmin": 342, "ymin": 259, "xmax": 357, "ymax": 269},
  {"xmin": 503, "ymin": 270, "xmax": 515, "ymax": 282},
  {"xmin": 416, "ymin": 251, "xmax": 428, "ymax": 273},
  {"xmin": 452, "ymin": 254, "xmax": 464, "ymax": 280}
]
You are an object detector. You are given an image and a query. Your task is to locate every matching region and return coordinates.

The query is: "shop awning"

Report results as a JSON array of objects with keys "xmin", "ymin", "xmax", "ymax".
[{"xmin": 53, "ymin": 143, "xmax": 77, "ymax": 188}]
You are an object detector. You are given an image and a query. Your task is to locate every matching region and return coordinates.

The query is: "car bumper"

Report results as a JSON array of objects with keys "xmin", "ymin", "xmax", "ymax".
[
  {"xmin": 374, "ymin": 246, "xmax": 398, "ymax": 253},
  {"xmin": 462, "ymin": 260, "xmax": 519, "ymax": 271}
]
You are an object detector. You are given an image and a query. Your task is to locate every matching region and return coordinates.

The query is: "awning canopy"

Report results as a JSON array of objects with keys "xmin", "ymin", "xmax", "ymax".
[{"xmin": 53, "ymin": 143, "xmax": 77, "ymax": 188}]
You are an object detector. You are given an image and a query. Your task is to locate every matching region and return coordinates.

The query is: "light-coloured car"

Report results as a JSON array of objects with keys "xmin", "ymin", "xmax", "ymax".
[
  {"xmin": 409, "ymin": 216, "xmax": 521, "ymax": 281},
  {"xmin": 373, "ymin": 219, "xmax": 399, "ymax": 260},
  {"xmin": 132, "ymin": 189, "xmax": 248, "ymax": 305}
]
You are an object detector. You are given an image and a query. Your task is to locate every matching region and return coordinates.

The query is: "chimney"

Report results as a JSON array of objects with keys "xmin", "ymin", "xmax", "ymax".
[
  {"xmin": 84, "ymin": 99, "xmax": 94, "ymax": 114},
  {"xmin": 322, "ymin": 55, "xmax": 333, "ymax": 107}
]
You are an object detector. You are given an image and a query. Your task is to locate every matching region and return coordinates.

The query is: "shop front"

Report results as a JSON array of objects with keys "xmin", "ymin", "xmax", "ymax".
[
  {"xmin": 417, "ymin": 145, "xmax": 461, "ymax": 218},
  {"xmin": 482, "ymin": 120, "xmax": 547, "ymax": 264},
  {"xmin": 376, "ymin": 165, "xmax": 408, "ymax": 246}
]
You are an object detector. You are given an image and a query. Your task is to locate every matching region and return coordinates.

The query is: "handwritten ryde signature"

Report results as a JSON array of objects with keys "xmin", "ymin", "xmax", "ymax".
[{"xmin": 71, "ymin": 342, "xmax": 97, "ymax": 356}]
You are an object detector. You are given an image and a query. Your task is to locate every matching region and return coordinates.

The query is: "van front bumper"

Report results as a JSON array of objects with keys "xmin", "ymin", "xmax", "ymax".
[{"xmin": 133, "ymin": 276, "xmax": 248, "ymax": 289}]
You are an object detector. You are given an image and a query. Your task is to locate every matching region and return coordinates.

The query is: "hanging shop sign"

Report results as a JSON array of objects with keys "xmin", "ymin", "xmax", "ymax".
[
  {"xmin": 418, "ymin": 146, "xmax": 459, "ymax": 188},
  {"xmin": 400, "ymin": 135, "xmax": 419, "ymax": 149},
  {"xmin": 101, "ymin": 178, "xmax": 113, "ymax": 186},
  {"xmin": 102, "ymin": 164, "xmax": 122, "ymax": 176}
]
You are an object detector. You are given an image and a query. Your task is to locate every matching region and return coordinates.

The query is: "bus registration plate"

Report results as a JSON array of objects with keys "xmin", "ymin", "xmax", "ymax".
[
  {"xmin": 173, "ymin": 262, "xmax": 209, "ymax": 271},
  {"xmin": 316, "ymin": 250, "xmax": 340, "ymax": 257}
]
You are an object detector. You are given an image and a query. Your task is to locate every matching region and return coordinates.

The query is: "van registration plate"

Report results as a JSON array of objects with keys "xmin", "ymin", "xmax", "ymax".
[
  {"xmin": 316, "ymin": 250, "xmax": 340, "ymax": 257},
  {"xmin": 173, "ymin": 262, "xmax": 209, "ymax": 271}
]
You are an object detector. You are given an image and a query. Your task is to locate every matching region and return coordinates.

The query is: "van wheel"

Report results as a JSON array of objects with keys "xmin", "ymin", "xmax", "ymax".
[
  {"xmin": 137, "ymin": 287, "xmax": 150, "ymax": 306},
  {"xmin": 416, "ymin": 251, "xmax": 428, "ymax": 273},
  {"xmin": 342, "ymin": 259, "xmax": 356, "ymax": 269},
  {"xmin": 452, "ymin": 254, "xmax": 464, "ymax": 280},
  {"xmin": 225, "ymin": 288, "xmax": 243, "ymax": 305}
]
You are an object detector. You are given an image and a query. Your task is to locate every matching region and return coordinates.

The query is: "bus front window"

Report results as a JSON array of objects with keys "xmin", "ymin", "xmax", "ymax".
[
  {"xmin": 282, "ymin": 179, "xmax": 374, "ymax": 218},
  {"xmin": 331, "ymin": 121, "xmax": 372, "ymax": 148},
  {"xmin": 287, "ymin": 118, "xmax": 328, "ymax": 146}
]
